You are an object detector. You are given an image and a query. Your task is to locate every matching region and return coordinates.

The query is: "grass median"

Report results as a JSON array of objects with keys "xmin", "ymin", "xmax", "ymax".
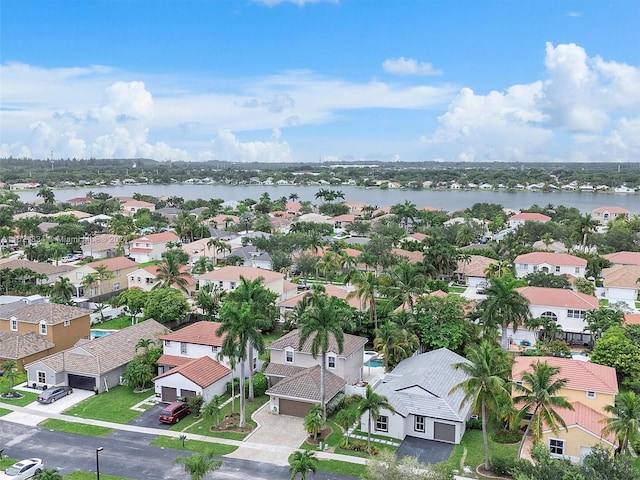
[
  {"xmin": 40, "ymin": 418, "xmax": 114, "ymax": 437},
  {"xmin": 150, "ymin": 435, "xmax": 237, "ymax": 455}
]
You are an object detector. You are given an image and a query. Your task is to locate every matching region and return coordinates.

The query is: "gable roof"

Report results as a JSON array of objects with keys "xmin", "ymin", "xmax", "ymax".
[
  {"xmin": 153, "ymin": 356, "xmax": 231, "ymax": 388},
  {"xmin": 509, "ymin": 212, "xmax": 551, "ymax": 222},
  {"xmin": 543, "ymin": 401, "xmax": 616, "ymax": 443},
  {"xmin": 603, "ymin": 251, "xmax": 640, "ymax": 266},
  {"xmin": 513, "ymin": 356, "xmax": 618, "ymax": 395},
  {"xmin": 374, "ymin": 348, "xmax": 472, "ymax": 421},
  {"xmin": 592, "ymin": 206, "xmax": 630, "ymax": 214},
  {"xmin": 26, "ymin": 319, "xmax": 169, "ymax": 375},
  {"xmin": 198, "ymin": 265, "xmax": 284, "ymax": 283},
  {"xmin": 86, "ymin": 256, "xmax": 138, "ymax": 271},
  {"xmin": 277, "ymin": 284, "xmax": 362, "ymax": 310},
  {"xmin": 0, "ymin": 302, "xmax": 91, "ymax": 325},
  {"xmin": 269, "ymin": 329, "xmax": 367, "ymax": 358},
  {"xmin": 131, "ymin": 231, "xmax": 179, "ymax": 244},
  {"xmin": 266, "ymin": 365, "xmax": 345, "ymax": 402},
  {"xmin": 455, "ymin": 255, "xmax": 496, "ymax": 277},
  {"xmin": 516, "ymin": 286, "xmax": 598, "ymax": 310},
  {"xmin": 602, "ymin": 265, "xmax": 640, "ymax": 289},
  {"xmin": 0, "ymin": 331, "xmax": 55, "ymax": 359},
  {"xmin": 514, "ymin": 252, "xmax": 587, "ymax": 267},
  {"xmin": 160, "ymin": 321, "xmax": 227, "ymax": 347},
  {"xmin": 0, "ymin": 258, "xmax": 75, "ymax": 276}
]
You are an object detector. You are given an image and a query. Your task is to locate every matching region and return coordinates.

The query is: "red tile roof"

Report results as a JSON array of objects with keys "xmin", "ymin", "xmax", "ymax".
[
  {"xmin": 86, "ymin": 256, "xmax": 138, "ymax": 271},
  {"xmin": 510, "ymin": 212, "xmax": 551, "ymax": 222},
  {"xmin": 160, "ymin": 321, "xmax": 227, "ymax": 347},
  {"xmin": 543, "ymin": 402, "xmax": 616, "ymax": 443},
  {"xmin": 153, "ymin": 356, "xmax": 231, "ymax": 388},
  {"xmin": 603, "ymin": 251, "xmax": 640, "ymax": 266},
  {"xmin": 199, "ymin": 266, "xmax": 284, "ymax": 283},
  {"xmin": 157, "ymin": 354, "xmax": 194, "ymax": 367},
  {"xmin": 513, "ymin": 356, "xmax": 618, "ymax": 395},
  {"xmin": 602, "ymin": 265, "xmax": 640, "ymax": 289},
  {"xmin": 593, "ymin": 206, "xmax": 630, "ymax": 214},
  {"xmin": 514, "ymin": 252, "xmax": 587, "ymax": 266},
  {"xmin": 624, "ymin": 314, "xmax": 640, "ymax": 326},
  {"xmin": 517, "ymin": 286, "xmax": 598, "ymax": 310},
  {"xmin": 132, "ymin": 231, "xmax": 179, "ymax": 243}
]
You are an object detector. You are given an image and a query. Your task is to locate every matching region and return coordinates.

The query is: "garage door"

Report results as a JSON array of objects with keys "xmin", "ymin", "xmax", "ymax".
[
  {"xmin": 68, "ymin": 374, "xmax": 96, "ymax": 391},
  {"xmin": 162, "ymin": 386, "xmax": 177, "ymax": 402},
  {"xmin": 434, "ymin": 422, "xmax": 456, "ymax": 443},
  {"xmin": 279, "ymin": 399, "xmax": 312, "ymax": 417},
  {"xmin": 181, "ymin": 389, "xmax": 197, "ymax": 400}
]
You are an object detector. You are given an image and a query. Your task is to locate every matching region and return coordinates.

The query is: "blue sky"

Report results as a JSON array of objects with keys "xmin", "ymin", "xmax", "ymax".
[{"xmin": 1, "ymin": 0, "xmax": 639, "ymax": 163}]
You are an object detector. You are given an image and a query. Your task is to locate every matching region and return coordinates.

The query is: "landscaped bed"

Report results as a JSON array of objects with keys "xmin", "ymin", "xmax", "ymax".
[
  {"xmin": 0, "ymin": 390, "xmax": 38, "ymax": 407},
  {"xmin": 447, "ymin": 427, "xmax": 519, "ymax": 475},
  {"xmin": 63, "ymin": 385, "xmax": 151, "ymax": 423}
]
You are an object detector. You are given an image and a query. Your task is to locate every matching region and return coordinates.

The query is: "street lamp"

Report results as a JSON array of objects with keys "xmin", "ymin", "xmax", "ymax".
[{"xmin": 96, "ymin": 446, "xmax": 104, "ymax": 480}]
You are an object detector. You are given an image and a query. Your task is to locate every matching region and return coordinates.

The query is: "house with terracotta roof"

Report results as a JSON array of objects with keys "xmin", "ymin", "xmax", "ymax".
[
  {"xmin": 128, "ymin": 231, "xmax": 180, "ymax": 263},
  {"xmin": 602, "ymin": 265, "xmax": 640, "ymax": 306},
  {"xmin": 516, "ymin": 286, "xmax": 599, "ymax": 346},
  {"xmin": 592, "ymin": 206, "xmax": 630, "ymax": 225},
  {"xmin": 513, "ymin": 357, "xmax": 618, "ymax": 463},
  {"xmin": 277, "ymin": 284, "xmax": 362, "ymax": 320},
  {"xmin": 81, "ymin": 234, "xmax": 122, "ymax": 259},
  {"xmin": 391, "ymin": 248, "xmax": 423, "ymax": 264},
  {"xmin": 25, "ymin": 319, "xmax": 168, "ymax": 392},
  {"xmin": 508, "ymin": 212, "xmax": 552, "ymax": 228},
  {"xmin": 331, "ymin": 214, "xmax": 357, "ymax": 229},
  {"xmin": 128, "ymin": 264, "xmax": 196, "ymax": 296},
  {"xmin": 514, "ymin": 252, "xmax": 587, "ymax": 279},
  {"xmin": 121, "ymin": 199, "xmax": 156, "ymax": 217},
  {"xmin": 154, "ymin": 321, "xmax": 252, "ymax": 402},
  {"xmin": 153, "ymin": 356, "xmax": 232, "ymax": 403},
  {"xmin": 198, "ymin": 265, "xmax": 296, "ymax": 301},
  {"xmin": 603, "ymin": 251, "xmax": 640, "ymax": 267},
  {"xmin": 265, "ymin": 329, "xmax": 367, "ymax": 417},
  {"xmin": 454, "ymin": 255, "xmax": 497, "ymax": 287},
  {"xmin": 362, "ymin": 348, "xmax": 473, "ymax": 444}
]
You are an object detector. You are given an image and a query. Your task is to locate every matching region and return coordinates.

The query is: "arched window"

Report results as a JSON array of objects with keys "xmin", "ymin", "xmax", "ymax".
[{"xmin": 541, "ymin": 311, "xmax": 558, "ymax": 322}]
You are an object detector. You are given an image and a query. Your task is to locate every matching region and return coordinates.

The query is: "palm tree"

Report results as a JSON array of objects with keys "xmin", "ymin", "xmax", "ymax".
[
  {"xmin": 93, "ymin": 264, "xmax": 116, "ymax": 294},
  {"xmin": 202, "ymin": 395, "xmax": 223, "ymax": 427},
  {"xmin": 288, "ymin": 192, "xmax": 299, "ymax": 202},
  {"xmin": 298, "ymin": 291, "xmax": 354, "ymax": 425},
  {"xmin": 390, "ymin": 200, "xmax": 418, "ymax": 231},
  {"xmin": 1, "ymin": 360, "xmax": 19, "ymax": 394},
  {"xmin": 304, "ymin": 404, "xmax": 323, "ymax": 441},
  {"xmin": 357, "ymin": 384, "xmax": 396, "ymax": 452},
  {"xmin": 135, "ymin": 338, "xmax": 155, "ymax": 364},
  {"xmin": 601, "ymin": 391, "xmax": 640, "ymax": 454},
  {"xmin": 450, "ymin": 341, "xmax": 513, "ymax": 473},
  {"xmin": 206, "ymin": 238, "xmax": 231, "ymax": 265},
  {"xmin": 288, "ymin": 450, "xmax": 318, "ymax": 480},
  {"xmin": 347, "ymin": 270, "xmax": 381, "ymax": 330},
  {"xmin": 335, "ymin": 407, "xmax": 359, "ymax": 447},
  {"xmin": 373, "ymin": 321, "xmax": 418, "ymax": 371},
  {"xmin": 51, "ymin": 277, "xmax": 74, "ymax": 302},
  {"xmin": 379, "ymin": 261, "xmax": 425, "ymax": 309},
  {"xmin": 514, "ymin": 361, "xmax": 573, "ymax": 457},
  {"xmin": 154, "ymin": 249, "xmax": 191, "ymax": 293},
  {"xmin": 574, "ymin": 213, "xmax": 598, "ymax": 248},
  {"xmin": 191, "ymin": 256, "xmax": 214, "ymax": 274},
  {"xmin": 174, "ymin": 452, "xmax": 221, "ymax": 480},
  {"xmin": 80, "ymin": 273, "xmax": 99, "ymax": 297},
  {"xmin": 480, "ymin": 276, "xmax": 530, "ymax": 349}
]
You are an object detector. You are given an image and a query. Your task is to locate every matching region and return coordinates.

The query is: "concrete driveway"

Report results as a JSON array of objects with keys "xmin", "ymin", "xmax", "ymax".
[
  {"xmin": 3, "ymin": 388, "xmax": 94, "ymax": 426},
  {"xmin": 225, "ymin": 403, "xmax": 308, "ymax": 466},
  {"xmin": 396, "ymin": 436, "xmax": 454, "ymax": 465}
]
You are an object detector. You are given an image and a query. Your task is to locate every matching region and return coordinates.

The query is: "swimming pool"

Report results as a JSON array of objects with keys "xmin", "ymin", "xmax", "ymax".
[
  {"xmin": 364, "ymin": 358, "xmax": 383, "ymax": 367},
  {"xmin": 91, "ymin": 329, "xmax": 117, "ymax": 339}
]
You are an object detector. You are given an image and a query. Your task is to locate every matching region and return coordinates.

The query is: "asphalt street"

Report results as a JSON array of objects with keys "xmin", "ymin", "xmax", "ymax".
[{"xmin": 0, "ymin": 421, "xmax": 359, "ymax": 480}]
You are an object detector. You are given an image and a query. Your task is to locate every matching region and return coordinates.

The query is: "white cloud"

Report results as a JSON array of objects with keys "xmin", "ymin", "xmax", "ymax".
[
  {"xmin": 383, "ymin": 57, "xmax": 442, "ymax": 76},
  {"xmin": 211, "ymin": 129, "xmax": 292, "ymax": 163},
  {"xmin": 567, "ymin": 11, "xmax": 583, "ymax": 17},
  {"xmin": 254, "ymin": 0, "xmax": 337, "ymax": 6}
]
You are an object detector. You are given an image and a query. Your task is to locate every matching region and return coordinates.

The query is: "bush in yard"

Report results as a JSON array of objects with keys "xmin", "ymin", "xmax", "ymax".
[
  {"xmin": 188, "ymin": 395, "xmax": 204, "ymax": 417},
  {"xmin": 491, "ymin": 428, "xmax": 522, "ymax": 444},
  {"xmin": 250, "ymin": 373, "xmax": 268, "ymax": 397},
  {"xmin": 342, "ymin": 394, "xmax": 362, "ymax": 409},
  {"xmin": 340, "ymin": 438, "xmax": 379, "ymax": 455},
  {"xmin": 490, "ymin": 454, "xmax": 517, "ymax": 476},
  {"xmin": 225, "ymin": 377, "xmax": 240, "ymax": 395},
  {"xmin": 466, "ymin": 417, "xmax": 482, "ymax": 430},
  {"xmin": 326, "ymin": 392, "xmax": 345, "ymax": 417}
]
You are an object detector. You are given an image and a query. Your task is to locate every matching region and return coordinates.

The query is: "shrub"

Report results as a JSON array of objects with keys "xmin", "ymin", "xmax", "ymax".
[
  {"xmin": 188, "ymin": 394, "xmax": 204, "ymax": 417},
  {"xmin": 326, "ymin": 392, "xmax": 345, "ymax": 417},
  {"xmin": 251, "ymin": 373, "xmax": 268, "ymax": 397},
  {"xmin": 491, "ymin": 454, "xmax": 517, "ymax": 476},
  {"xmin": 466, "ymin": 418, "xmax": 482, "ymax": 430},
  {"xmin": 226, "ymin": 377, "xmax": 240, "ymax": 395},
  {"xmin": 491, "ymin": 429, "xmax": 522, "ymax": 444},
  {"xmin": 339, "ymin": 438, "xmax": 379, "ymax": 455},
  {"xmin": 342, "ymin": 394, "xmax": 362, "ymax": 409}
]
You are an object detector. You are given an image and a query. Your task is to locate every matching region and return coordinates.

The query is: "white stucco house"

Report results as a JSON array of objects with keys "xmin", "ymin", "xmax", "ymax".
[
  {"xmin": 197, "ymin": 265, "xmax": 296, "ymax": 301},
  {"xmin": 602, "ymin": 265, "xmax": 640, "ymax": 308},
  {"xmin": 128, "ymin": 231, "xmax": 180, "ymax": 263},
  {"xmin": 153, "ymin": 356, "xmax": 231, "ymax": 403},
  {"xmin": 361, "ymin": 348, "xmax": 473, "ymax": 444},
  {"xmin": 514, "ymin": 252, "xmax": 587, "ymax": 279}
]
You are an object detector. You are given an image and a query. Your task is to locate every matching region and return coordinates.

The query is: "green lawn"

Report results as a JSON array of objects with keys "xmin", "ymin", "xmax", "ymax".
[
  {"xmin": 0, "ymin": 390, "xmax": 39, "ymax": 407},
  {"xmin": 40, "ymin": 418, "xmax": 114, "ymax": 437},
  {"xmin": 449, "ymin": 285, "xmax": 467, "ymax": 293},
  {"xmin": 0, "ymin": 407, "xmax": 11, "ymax": 416},
  {"xmin": 183, "ymin": 396, "xmax": 268, "ymax": 440},
  {"xmin": 150, "ymin": 435, "xmax": 238, "ymax": 455},
  {"xmin": 447, "ymin": 428, "xmax": 519, "ymax": 472},
  {"xmin": 317, "ymin": 459, "xmax": 367, "ymax": 477},
  {"xmin": 92, "ymin": 316, "xmax": 136, "ymax": 330},
  {"xmin": 64, "ymin": 385, "xmax": 150, "ymax": 423}
]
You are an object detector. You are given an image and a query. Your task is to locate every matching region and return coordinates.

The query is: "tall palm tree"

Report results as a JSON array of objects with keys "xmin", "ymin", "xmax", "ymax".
[
  {"xmin": 390, "ymin": 200, "xmax": 418, "ymax": 231},
  {"xmin": 51, "ymin": 277, "xmax": 74, "ymax": 302},
  {"xmin": 154, "ymin": 249, "xmax": 191, "ymax": 293},
  {"xmin": 373, "ymin": 321, "xmax": 418, "ymax": 371},
  {"xmin": 574, "ymin": 213, "xmax": 598, "ymax": 248},
  {"xmin": 288, "ymin": 450, "xmax": 317, "ymax": 480},
  {"xmin": 304, "ymin": 404, "xmax": 323, "ymax": 441},
  {"xmin": 206, "ymin": 238, "xmax": 231, "ymax": 265},
  {"xmin": 601, "ymin": 391, "xmax": 640, "ymax": 454},
  {"xmin": 347, "ymin": 270, "xmax": 381, "ymax": 330},
  {"xmin": 174, "ymin": 452, "xmax": 221, "ymax": 480},
  {"xmin": 335, "ymin": 406, "xmax": 359, "ymax": 447},
  {"xmin": 191, "ymin": 256, "xmax": 214, "ymax": 275},
  {"xmin": 379, "ymin": 261, "xmax": 425, "ymax": 309},
  {"xmin": 514, "ymin": 361, "xmax": 573, "ymax": 457},
  {"xmin": 298, "ymin": 291, "xmax": 354, "ymax": 425},
  {"xmin": 2, "ymin": 360, "xmax": 19, "ymax": 394},
  {"xmin": 480, "ymin": 276, "xmax": 531, "ymax": 349},
  {"xmin": 357, "ymin": 384, "xmax": 396, "ymax": 452},
  {"xmin": 450, "ymin": 341, "xmax": 513, "ymax": 473}
]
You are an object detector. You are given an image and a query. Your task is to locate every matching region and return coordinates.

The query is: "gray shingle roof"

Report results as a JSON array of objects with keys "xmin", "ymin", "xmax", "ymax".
[
  {"xmin": 264, "ymin": 362, "xmax": 307, "ymax": 378},
  {"xmin": 0, "ymin": 331, "xmax": 54, "ymax": 359},
  {"xmin": 266, "ymin": 365, "xmax": 345, "ymax": 402},
  {"xmin": 374, "ymin": 348, "xmax": 473, "ymax": 422},
  {"xmin": 0, "ymin": 302, "xmax": 91, "ymax": 325},
  {"xmin": 26, "ymin": 319, "xmax": 169, "ymax": 375},
  {"xmin": 269, "ymin": 329, "xmax": 367, "ymax": 358}
]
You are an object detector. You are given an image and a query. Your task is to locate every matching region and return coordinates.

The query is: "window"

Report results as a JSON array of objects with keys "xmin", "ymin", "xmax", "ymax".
[
  {"xmin": 164, "ymin": 340, "xmax": 171, "ymax": 347},
  {"xmin": 218, "ymin": 281, "xmax": 224, "ymax": 288},
  {"xmin": 549, "ymin": 438, "xmax": 564, "ymax": 455},
  {"xmin": 37, "ymin": 371, "xmax": 46, "ymax": 383},
  {"xmin": 146, "ymin": 278, "xmax": 153, "ymax": 284},
  {"xmin": 414, "ymin": 415, "xmax": 425, "ymax": 433},
  {"xmin": 327, "ymin": 355, "xmax": 336, "ymax": 369},
  {"xmin": 230, "ymin": 282, "xmax": 236, "ymax": 290},
  {"xmin": 522, "ymin": 263, "xmax": 528, "ymax": 270},
  {"xmin": 285, "ymin": 350, "xmax": 294, "ymax": 363},
  {"xmin": 10, "ymin": 317, "xmax": 17, "ymax": 331},
  {"xmin": 113, "ymin": 282, "xmax": 120, "ymax": 291},
  {"xmin": 541, "ymin": 311, "xmax": 558, "ymax": 322},
  {"xmin": 39, "ymin": 321, "xmax": 48, "ymax": 335},
  {"xmin": 586, "ymin": 391, "xmax": 596, "ymax": 399},
  {"xmin": 555, "ymin": 266, "xmax": 561, "ymax": 272},
  {"xmin": 533, "ymin": 265, "xmax": 539, "ymax": 272},
  {"xmin": 130, "ymin": 276, "xmax": 135, "ymax": 282},
  {"xmin": 137, "ymin": 277, "xmax": 141, "ymax": 282},
  {"xmin": 375, "ymin": 415, "xmax": 388, "ymax": 433},
  {"xmin": 575, "ymin": 267, "xmax": 580, "ymax": 274},
  {"xmin": 567, "ymin": 309, "xmax": 586, "ymax": 319},
  {"xmin": 180, "ymin": 342, "xmax": 187, "ymax": 354},
  {"xmin": 64, "ymin": 320, "xmax": 70, "ymax": 327},
  {"xmin": 115, "ymin": 269, "xmax": 121, "ymax": 276}
]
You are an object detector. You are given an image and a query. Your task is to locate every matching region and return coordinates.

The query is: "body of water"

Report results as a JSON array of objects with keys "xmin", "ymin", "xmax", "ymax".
[
  {"xmin": 15, "ymin": 183, "xmax": 640, "ymax": 214},
  {"xmin": 364, "ymin": 358, "xmax": 383, "ymax": 367},
  {"xmin": 90, "ymin": 329, "xmax": 117, "ymax": 339}
]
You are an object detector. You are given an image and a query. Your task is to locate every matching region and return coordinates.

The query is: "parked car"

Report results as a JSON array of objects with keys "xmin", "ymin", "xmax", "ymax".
[
  {"xmin": 36, "ymin": 386, "xmax": 73, "ymax": 404},
  {"xmin": 0, "ymin": 458, "xmax": 44, "ymax": 479},
  {"xmin": 159, "ymin": 402, "xmax": 190, "ymax": 424}
]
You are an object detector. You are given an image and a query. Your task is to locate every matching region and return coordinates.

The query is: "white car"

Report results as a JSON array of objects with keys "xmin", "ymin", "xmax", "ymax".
[{"xmin": 0, "ymin": 458, "xmax": 44, "ymax": 479}]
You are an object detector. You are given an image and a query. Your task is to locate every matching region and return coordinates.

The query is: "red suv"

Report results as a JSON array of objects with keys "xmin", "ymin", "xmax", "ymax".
[{"xmin": 159, "ymin": 402, "xmax": 190, "ymax": 424}]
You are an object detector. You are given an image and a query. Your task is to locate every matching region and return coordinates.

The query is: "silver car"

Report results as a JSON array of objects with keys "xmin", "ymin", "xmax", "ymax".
[{"xmin": 36, "ymin": 386, "xmax": 73, "ymax": 404}]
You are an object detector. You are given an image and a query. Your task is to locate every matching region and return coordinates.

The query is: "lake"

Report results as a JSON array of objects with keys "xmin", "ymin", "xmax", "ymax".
[{"xmin": 15, "ymin": 183, "xmax": 640, "ymax": 214}]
